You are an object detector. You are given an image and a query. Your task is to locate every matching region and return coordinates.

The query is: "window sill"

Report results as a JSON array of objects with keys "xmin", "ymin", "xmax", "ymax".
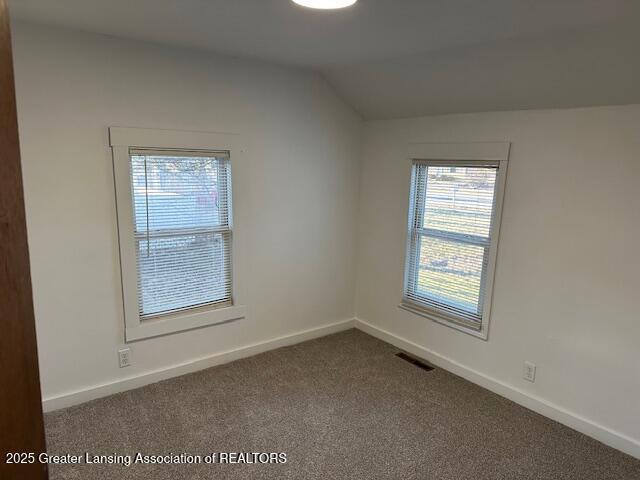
[
  {"xmin": 125, "ymin": 304, "xmax": 247, "ymax": 342},
  {"xmin": 398, "ymin": 302, "xmax": 488, "ymax": 340}
]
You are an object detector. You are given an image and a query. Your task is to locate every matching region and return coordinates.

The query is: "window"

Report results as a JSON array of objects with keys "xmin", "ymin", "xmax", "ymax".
[
  {"xmin": 111, "ymin": 128, "xmax": 246, "ymax": 341},
  {"xmin": 131, "ymin": 149, "xmax": 232, "ymax": 317},
  {"xmin": 402, "ymin": 143, "xmax": 509, "ymax": 339}
]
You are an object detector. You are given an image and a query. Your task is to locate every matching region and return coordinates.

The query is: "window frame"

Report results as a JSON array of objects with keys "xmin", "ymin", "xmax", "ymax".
[
  {"xmin": 400, "ymin": 142, "xmax": 510, "ymax": 340},
  {"xmin": 110, "ymin": 127, "xmax": 246, "ymax": 342}
]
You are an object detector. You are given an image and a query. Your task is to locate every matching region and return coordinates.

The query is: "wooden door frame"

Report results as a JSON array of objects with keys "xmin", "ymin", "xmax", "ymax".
[{"xmin": 0, "ymin": 0, "xmax": 48, "ymax": 478}]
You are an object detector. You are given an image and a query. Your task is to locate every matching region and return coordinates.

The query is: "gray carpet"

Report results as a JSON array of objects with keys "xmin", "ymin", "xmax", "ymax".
[{"xmin": 45, "ymin": 329, "xmax": 640, "ymax": 479}]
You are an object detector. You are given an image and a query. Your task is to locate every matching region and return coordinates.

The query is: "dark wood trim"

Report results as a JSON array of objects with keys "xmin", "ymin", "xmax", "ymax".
[{"xmin": 0, "ymin": 0, "xmax": 48, "ymax": 477}]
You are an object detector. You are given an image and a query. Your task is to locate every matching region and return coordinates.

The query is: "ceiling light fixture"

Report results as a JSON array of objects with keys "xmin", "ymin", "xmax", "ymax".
[{"xmin": 291, "ymin": 0, "xmax": 357, "ymax": 10}]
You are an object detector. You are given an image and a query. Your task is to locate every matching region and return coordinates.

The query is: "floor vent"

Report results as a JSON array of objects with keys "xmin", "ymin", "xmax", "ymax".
[{"xmin": 396, "ymin": 352, "xmax": 434, "ymax": 371}]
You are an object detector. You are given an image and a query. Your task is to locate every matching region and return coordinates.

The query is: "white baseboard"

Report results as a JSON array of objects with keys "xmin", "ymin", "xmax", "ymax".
[
  {"xmin": 42, "ymin": 318, "xmax": 355, "ymax": 412},
  {"xmin": 354, "ymin": 317, "xmax": 640, "ymax": 460},
  {"xmin": 42, "ymin": 316, "xmax": 640, "ymax": 460}
]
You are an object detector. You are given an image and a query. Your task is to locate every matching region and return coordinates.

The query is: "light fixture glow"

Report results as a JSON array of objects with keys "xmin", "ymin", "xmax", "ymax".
[{"xmin": 291, "ymin": 0, "xmax": 357, "ymax": 10}]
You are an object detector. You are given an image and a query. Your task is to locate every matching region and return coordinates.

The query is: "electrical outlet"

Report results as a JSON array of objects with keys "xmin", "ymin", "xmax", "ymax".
[
  {"xmin": 118, "ymin": 348, "xmax": 131, "ymax": 368},
  {"xmin": 523, "ymin": 361, "xmax": 536, "ymax": 382}
]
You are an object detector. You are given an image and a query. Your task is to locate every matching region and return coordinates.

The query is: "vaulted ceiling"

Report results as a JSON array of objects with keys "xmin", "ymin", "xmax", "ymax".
[{"xmin": 11, "ymin": 0, "xmax": 640, "ymax": 119}]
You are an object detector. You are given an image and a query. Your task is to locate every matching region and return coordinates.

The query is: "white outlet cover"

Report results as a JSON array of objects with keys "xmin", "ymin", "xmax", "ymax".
[
  {"xmin": 118, "ymin": 348, "xmax": 131, "ymax": 368},
  {"xmin": 523, "ymin": 361, "xmax": 536, "ymax": 382}
]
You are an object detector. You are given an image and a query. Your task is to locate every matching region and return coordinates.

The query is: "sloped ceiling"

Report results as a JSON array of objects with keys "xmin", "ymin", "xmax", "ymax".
[{"xmin": 11, "ymin": 0, "xmax": 640, "ymax": 119}]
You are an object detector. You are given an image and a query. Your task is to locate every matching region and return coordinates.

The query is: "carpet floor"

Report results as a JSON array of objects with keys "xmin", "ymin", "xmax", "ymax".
[{"xmin": 45, "ymin": 329, "xmax": 640, "ymax": 479}]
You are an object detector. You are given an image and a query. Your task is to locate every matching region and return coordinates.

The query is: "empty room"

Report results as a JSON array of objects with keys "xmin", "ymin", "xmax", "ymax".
[{"xmin": 1, "ymin": 0, "xmax": 640, "ymax": 479}]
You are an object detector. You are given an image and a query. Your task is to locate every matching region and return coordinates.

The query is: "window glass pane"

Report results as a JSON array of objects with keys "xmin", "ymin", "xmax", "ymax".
[
  {"xmin": 130, "ymin": 150, "xmax": 232, "ymax": 318},
  {"xmin": 136, "ymin": 232, "xmax": 231, "ymax": 317},
  {"xmin": 423, "ymin": 166, "xmax": 497, "ymax": 238},
  {"xmin": 417, "ymin": 235, "xmax": 485, "ymax": 315},
  {"xmin": 131, "ymin": 154, "xmax": 228, "ymax": 233}
]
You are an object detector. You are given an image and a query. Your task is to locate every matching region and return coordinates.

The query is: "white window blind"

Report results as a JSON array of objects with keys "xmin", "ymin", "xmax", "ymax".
[
  {"xmin": 130, "ymin": 148, "xmax": 232, "ymax": 319},
  {"xmin": 403, "ymin": 160, "xmax": 501, "ymax": 330}
]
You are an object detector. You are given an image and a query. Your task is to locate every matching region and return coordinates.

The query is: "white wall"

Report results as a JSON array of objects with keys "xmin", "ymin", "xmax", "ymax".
[
  {"xmin": 12, "ymin": 22, "xmax": 362, "ymax": 406},
  {"xmin": 355, "ymin": 105, "xmax": 640, "ymax": 455}
]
